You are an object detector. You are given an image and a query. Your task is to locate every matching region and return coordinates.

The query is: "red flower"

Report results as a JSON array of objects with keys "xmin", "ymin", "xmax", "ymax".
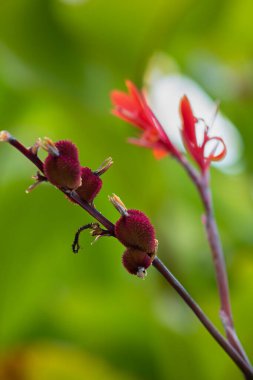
[
  {"xmin": 111, "ymin": 80, "xmax": 181, "ymax": 159},
  {"xmin": 180, "ymin": 96, "xmax": 227, "ymax": 172}
]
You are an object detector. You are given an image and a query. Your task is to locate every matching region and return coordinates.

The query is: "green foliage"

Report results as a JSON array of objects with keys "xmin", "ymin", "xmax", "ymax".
[{"xmin": 0, "ymin": 0, "xmax": 253, "ymax": 379}]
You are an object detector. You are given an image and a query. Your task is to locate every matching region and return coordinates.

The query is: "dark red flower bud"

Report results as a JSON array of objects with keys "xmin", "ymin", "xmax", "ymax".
[
  {"xmin": 76, "ymin": 167, "xmax": 102, "ymax": 203},
  {"xmin": 75, "ymin": 158, "xmax": 113, "ymax": 203},
  {"xmin": 43, "ymin": 139, "xmax": 82, "ymax": 189},
  {"xmin": 110, "ymin": 194, "xmax": 157, "ymax": 255},
  {"xmin": 109, "ymin": 194, "xmax": 157, "ymax": 277},
  {"xmin": 115, "ymin": 209, "xmax": 156, "ymax": 254},
  {"xmin": 122, "ymin": 248, "xmax": 152, "ymax": 278}
]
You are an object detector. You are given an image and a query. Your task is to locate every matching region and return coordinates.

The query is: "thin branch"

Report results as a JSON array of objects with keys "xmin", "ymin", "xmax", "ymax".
[
  {"xmin": 2, "ymin": 132, "xmax": 252, "ymax": 378},
  {"xmin": 152, "ymin": 257, "xmax": 253, "ymax": 378},
  {"xmin": 177, "ymin": 155, "xmax": 251, "ymax": 367},
  {"xmin": 66, "ymin": 191, "xmax": 115, "ymax": 234},
  {"xmin": 199, "ymin": 172, "xmax": 250, "ymax": 365},
  {"xmin": 9, "ymin": 137, "xmax": 44, "ymax": 172},
  {"xmin": 7, "ymin": 134, "xmax": 115, "ymax": 234}
]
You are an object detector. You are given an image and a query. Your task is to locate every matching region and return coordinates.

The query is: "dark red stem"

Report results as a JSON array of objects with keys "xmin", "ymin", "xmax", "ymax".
[
  {"xmin": 8, "ymin": 135, "xmax": 115, "ymax": 234},
  {"xmin": 67, "ymin": 191, "xmax": 115, "ymax": 234},
  {"xmin": 152, "ymin": 257, "xmax": 253, "ymax": 379},
  {"xmin": 9, "ymin": 137, "xmax": 44, "ymax": 172},
  {"xmin": 3, "ymin": 134, "xmax": 253, "ymax": 378}
]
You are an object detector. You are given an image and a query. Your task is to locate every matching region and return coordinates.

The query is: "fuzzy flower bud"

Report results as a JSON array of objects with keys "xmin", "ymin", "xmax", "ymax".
[
  {"xmin": 76, "ymin": 167, "xmax": 102, "ymax": 203},
  {"xmin": 76, "ymin": 158, "xmax": 113, "ymax": 203},
  {"xmin": 122, "ymin": 248, "xmax": 152, "ymax": 278},
  {"xmin": 109, "ymin": 194, "xmax": 157, "ymax": 271},
  {"xmin": 42, "ymin": 139, "xmax": 82, "ymax": 189},
  {"xmin": 115, "ymin": 209, "xmax": 157, "ymax": 254}
]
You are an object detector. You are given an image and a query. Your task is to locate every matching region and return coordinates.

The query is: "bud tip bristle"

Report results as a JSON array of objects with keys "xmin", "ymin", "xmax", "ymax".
[
  {"xmin": 94, "ymin": 157, "xmax": 114, "ymax": 176},
  {"xmin": 39, "ymin": 137, "xmax": 59, "ymax": 156},
  {"xmin": 109, "ymin": 193, "xmax": 129, "ymax": 216}
]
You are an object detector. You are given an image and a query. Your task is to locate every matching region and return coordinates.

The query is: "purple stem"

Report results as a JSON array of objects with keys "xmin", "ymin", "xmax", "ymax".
[
  {"xmin": 3, "ymin": 134, "xmax": 253, "ymax": 377},
  {"xmin": 152, "ymin": 257, "xmax": 253, "ymax": 379},
  {"xmin": 67, "ymin": 191, "xmax": 115, "ymax": 234},
  {"xmin": 177, "ymin": 155, "xmax": 251, "ymax": 368},
  {"xmin": 9, "ymin": 137, "xmax": 44, "ymax": 172},
  {"xmin": 8, "ymin": 136, "xmax": 115, "ymax": 234}
]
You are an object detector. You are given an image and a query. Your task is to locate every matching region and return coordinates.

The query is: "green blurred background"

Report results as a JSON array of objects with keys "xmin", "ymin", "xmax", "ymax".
[{"xmin": 0, "ymin": 0, "xmax": 253, "ymax": 379}]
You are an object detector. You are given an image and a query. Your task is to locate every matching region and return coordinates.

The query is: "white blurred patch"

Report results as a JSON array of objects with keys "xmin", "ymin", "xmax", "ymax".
[{"xmin": 145, "ymin": 57, "xmax": 243, "ymax": 172}]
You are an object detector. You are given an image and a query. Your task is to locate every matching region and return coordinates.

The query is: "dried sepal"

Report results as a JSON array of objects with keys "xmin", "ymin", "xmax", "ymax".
[
  {"xmin": 72, "ymin": 222, "xmax": 112, "ymax": 253},
  {"xmin": 93, "ymin": 157, "xmax": 113, "ymax": 176},
  {"xmin": 25, "ymin": 172, "xmax": 47, "ymax": 193},
  {"xmin": 109, "ymin": 193, "xmax": 129, "ymax": 216},
  {"xmin": 39, "ymin": 137, "xmax": 60, "ymax": 157},
  {"xmin": 29, "ymin": 139, "xmax": 41, "ymax": 156}
]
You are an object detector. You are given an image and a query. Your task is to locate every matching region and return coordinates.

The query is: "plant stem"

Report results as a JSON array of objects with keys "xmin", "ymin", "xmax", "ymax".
[
  {"xmin": 67, "ymin": 191, "xmax": 115, "ymax": 234},
  {"xmin": 9, "ymin": 136, "xmax": 44, "ymax": 172},
  {"xmin": 177, "ymin": 155, "xmax": 251, "ymax": 366},
  {"xmin": 3, "ymin": 133, "xmax": 252, "ymax": 378},
  {"xmin": 8, "ymin": 135, "xmax": 115, "ymax": 234},
  {"xmin": 200, "ymin": 172, "xmax": 250, "ymax": 365},
  {"xmin": 152, "ymin": 257, "xmax": 253, "ymax": 378}
]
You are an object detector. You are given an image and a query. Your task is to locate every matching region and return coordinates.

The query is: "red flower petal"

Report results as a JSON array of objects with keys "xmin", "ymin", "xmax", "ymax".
[
  {"xmin": 111, "ymin": 91, "xmax": 138, "ymax": 115},
  {"xmin": 180, "ymin": 95, "xmax": 197, "ymax": 146},
  {"xmin": 180, "ymin": 95, "xmax": 227, "ymax": 172},
  {"xmin": 153, "ymin": 148, "xmax": 168, "ymax": 160},
  {"xmin": 203, "ymin": 136, "xmax": 227, "ymax": 169},
  {"xmin": 111, "ymin": 80, "xmax": 181, "ymax": 160}
]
